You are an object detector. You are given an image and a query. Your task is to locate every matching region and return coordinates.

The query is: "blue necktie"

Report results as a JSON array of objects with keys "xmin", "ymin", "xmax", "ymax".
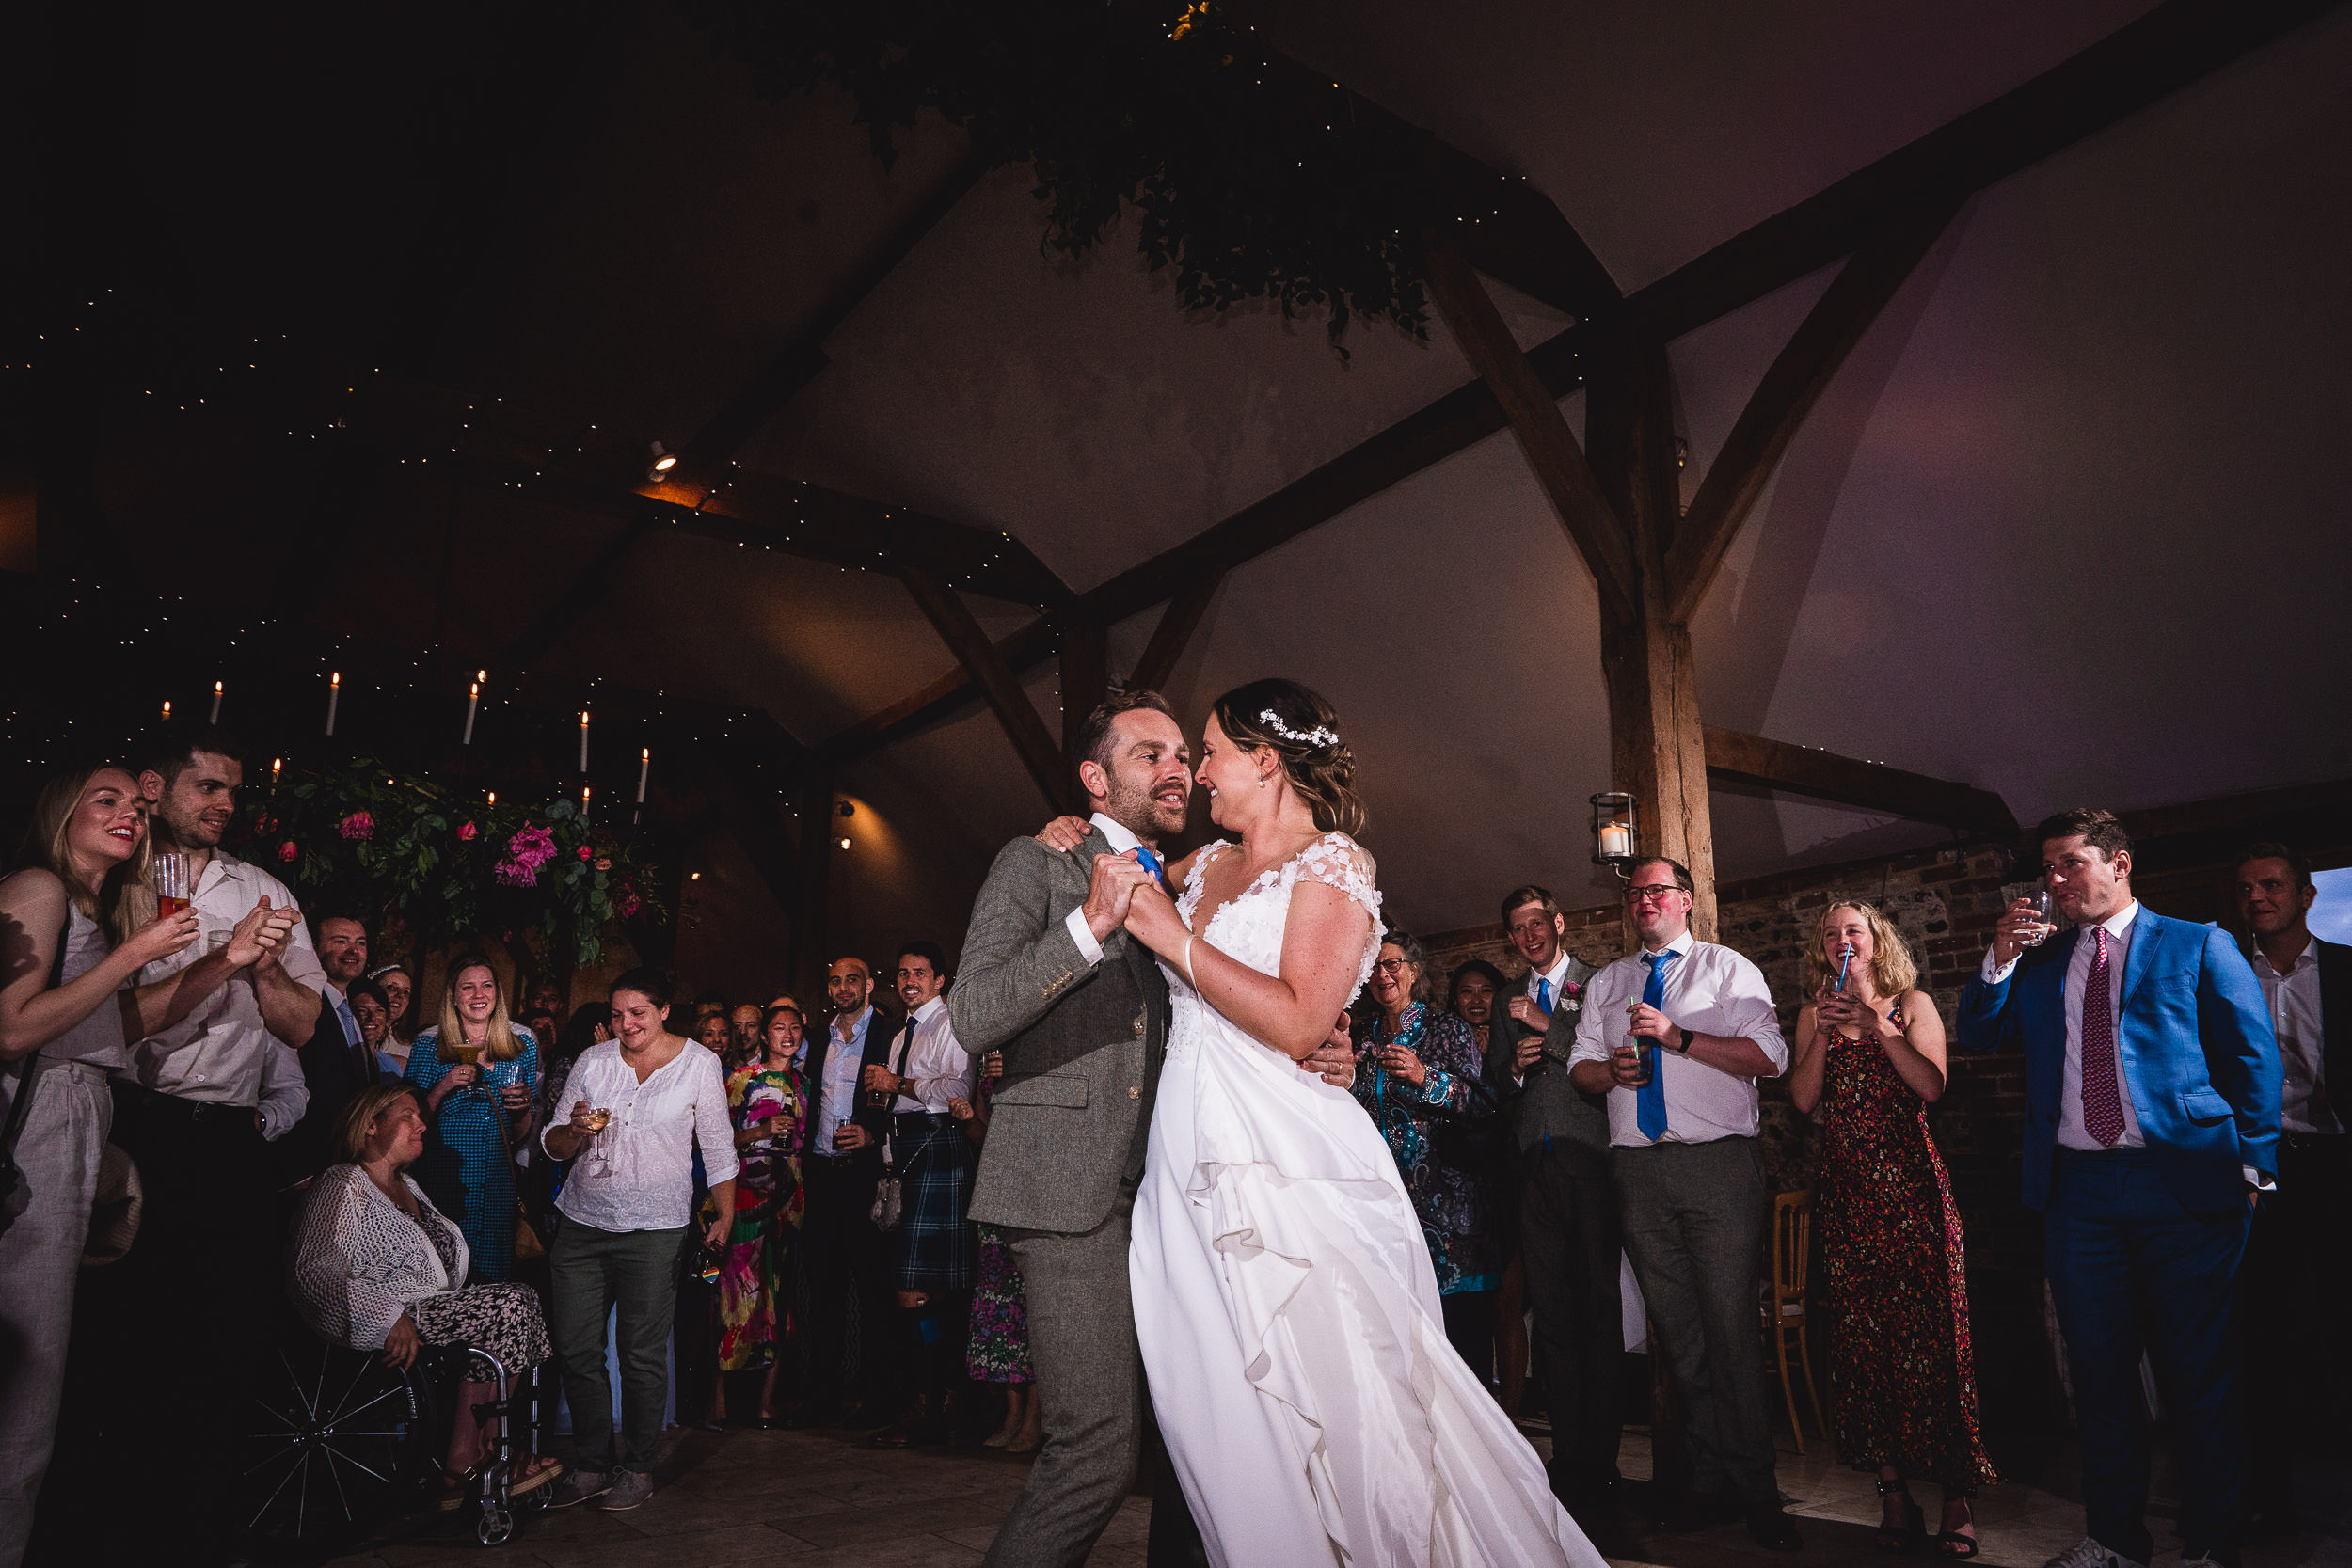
[
  {"xmin": 1133, "ymin": 847, "xmax": 1167, "ymax": 890},
  {"xmin": 1535, "ymin": 977, "xmax": 1552, "ymax": 1015},
  {"xmin": 1636, "ymin": 951, "xmax": 1675, "ymax": 1141}
]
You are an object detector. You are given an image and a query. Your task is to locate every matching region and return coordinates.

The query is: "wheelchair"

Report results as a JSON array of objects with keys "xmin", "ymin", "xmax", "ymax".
[{"xmin": 240, "ymin": 1320, "xmax": 542, "ymax": 1553}]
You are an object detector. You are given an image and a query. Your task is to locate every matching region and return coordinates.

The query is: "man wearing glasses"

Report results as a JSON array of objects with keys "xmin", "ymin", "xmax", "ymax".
[{"xmin": 1567, "ymin": 859, "xmax": 1798, "ymax": 1551}]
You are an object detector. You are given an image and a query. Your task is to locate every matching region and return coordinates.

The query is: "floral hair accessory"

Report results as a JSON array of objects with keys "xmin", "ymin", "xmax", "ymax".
[{"xmin": 1258, "ymin": 708, "xmax": 1341, "ymax": 750}]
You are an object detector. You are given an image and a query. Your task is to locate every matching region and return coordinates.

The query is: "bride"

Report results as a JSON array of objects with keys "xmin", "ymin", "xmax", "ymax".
[{"xmin": 1111, "ymin": 678, "xmax": 1600, "ymax": 1568}]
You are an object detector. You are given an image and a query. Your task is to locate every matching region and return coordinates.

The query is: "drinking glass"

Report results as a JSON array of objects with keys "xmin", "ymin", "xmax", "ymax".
[
  {"xmin": 1620, "ymin": 1001, "xmax": 1655, "ymax": 1086},
  {"xmin": 153, "ymin": 852, "xmax": 192, "ymax": 918},
  {"xmin": 580, "ymin": 1107, "xmax": 613, "ymax": 1171},
  {"xmin": 2020, "ymin": 887, "xmax": 2057, "ymax": 947}
]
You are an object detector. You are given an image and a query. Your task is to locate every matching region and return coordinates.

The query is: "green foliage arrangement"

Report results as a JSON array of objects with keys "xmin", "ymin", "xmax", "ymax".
[
  {"xmin": 236, "ymin": 759, "xmax": 665, "ymax": 966},
  {"xmin": 683, "ymin": 0, "xmax": 1449, "ymax": 351}
]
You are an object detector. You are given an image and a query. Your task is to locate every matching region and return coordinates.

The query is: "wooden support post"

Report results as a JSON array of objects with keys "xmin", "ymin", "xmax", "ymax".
[
  {"xmin": 1129, "ymin": 570, "xmax": 1224, "ymax": 696},
  {"xmin": 901, "ymin": 567, "xmax": 1071, "ymax": 812},
  {"xmin": 790, "ymin": 770, "xmax": 835, "ymax": 1005},
  {"xmin": 1059, "ymin": 617, "xmax": 1109, "ymax": 768},
  {"xmin": 1586, "ymin": 319, "xmax": 1721, "ymax": 942}
]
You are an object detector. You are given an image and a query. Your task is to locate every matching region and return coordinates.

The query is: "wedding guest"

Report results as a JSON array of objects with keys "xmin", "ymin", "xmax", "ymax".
[
  {"xmin": 0, "ymin": 765, "xmax": 292, "ymax": 1568},
  {"xmin": 780, "ymin": 957, "xmax": 892, "ymax": 1429},
  {"xmin": 767, "ymin": 991, "xmax": 807, "ymax": 1069},
  {"xmin": 106, "ymin": 722, "xmax": 326, "ymax": 1566},
  {"xmin": 542, "ymin": 969, "xmax": 737, "ymax": 1513},
  {"xmin": 697, "ymin": 1006, "xmax": 740, "ymax": 1069},
  {"xmin": 289, "ymin": 1084, "xmax": 563, "ymax": 1506},
  {"xmin": 1490, "ymin": 884, "xmax": 1616, "ymax": 1506},
  {"xmin": 1789, "ymin": 899, "xmax": 1994, "ymax": 1556},
  {"xmin": 1450, "ymin": 957, "xmax": 1525, "ymax": 1415},
  {"xmin": 865, "ymin": 940, "xmax": 978, "ymax": 1449},
  {"xmin": 1568, "ymin": 858, "xmax": 1800, "ymax": 1551},
  {"xmin": 349, "ymin": 977, "xmax": 395, "ymax": 1072},
  {"xmin": 524, "ymin": 976, "xmax": 566, "ymax": 1033},
  {"xmin": 274, "ymin": 911, "xmax": 383, "ymax": 1185},
  {"xmin": 707, "ymin": 1002, "xmax": 809, "ymax": 1428},
  {"xmin": 405, "ymin": 956, "xmax": 541, "ymax": 1282},
  {"xmin": 731, "ymin": 1001, "xmax": 764, "ymax": 1063},
  {"xmin": 371, "ymin": 960, "xmax": 417, "ymax": 1070},
  {"xmin": 1959, "ymin": 810, "xmax": 2277, "ymax": 1568},
  {"xmin": 951, "ymin": 1048, "xmax": 1041, "ymax": 1451},
  {"xmin": 2231, "ymin": 842, "xmax": 2343, "ymax": 1540},
  {"xmin": 1354, "ymin": 929, "xmax": 1502, "ymax": 1379}
]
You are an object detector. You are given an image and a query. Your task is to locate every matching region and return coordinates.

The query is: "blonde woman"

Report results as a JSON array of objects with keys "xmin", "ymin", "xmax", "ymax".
[
  {"xmin": 405, "ymin": 956, "xmax": 540, "ymax": 1281},
  {"xmin": 1789, "ymin": 900, "xmax": 1994, "ymax": 1558},
  {"xmin": 0, "ymin": 765, "xmax": 294, "ymax": 1566}
]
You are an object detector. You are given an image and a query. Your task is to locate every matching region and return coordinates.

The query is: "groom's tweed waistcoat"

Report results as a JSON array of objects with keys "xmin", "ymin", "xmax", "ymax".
[{"xmin": 951, "ymin": 830, "xmax": 1169, "ymax": 1235}]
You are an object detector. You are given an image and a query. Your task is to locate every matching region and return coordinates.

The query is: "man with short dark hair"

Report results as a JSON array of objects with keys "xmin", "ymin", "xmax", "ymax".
[
  {"xmin": 103, "ymin": 722, "xmax": 326, "ymax": 1565},
  {"xmin": 1568, "ymin": 857, "xmax": 1798, "ymax": 1550},
  {"xmin": 1960, "ymin": 811, "xmax": 2279, "ymax": 1568},
  {"xmin": 2231, "ymin": 842, "xmax": 2346, "ymax": 1539},
  {"xmin": 271, "ymin": 912, "xmax": 385, "ymax": 1185},
  {"xmin": 782, "ymin": 956, "xmax": 895, "ymax": 1428},
  {"xmin": 863, "ymin": 941, "xmax": 977, "ymax": 1449},
  {"xmin": 1486, "ymin": 884, "xmax": 1619, "ymax": 1514}
]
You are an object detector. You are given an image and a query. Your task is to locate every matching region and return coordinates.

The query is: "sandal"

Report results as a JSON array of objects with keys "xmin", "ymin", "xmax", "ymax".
[
  {"xmin": 1875, "ymin": 1478, "xmax": 1924, "ymax": 1555},
  {"xmin": 1936, "ymin": 1496, "xmax": 1979, "ymax": 1559},
  {"xmin": 437, "ymin": 1466, "xmax": 481, "ymax": 1513},
  {"xmin": 509, "ymin": 1456, "xmax": 564, "ymax": 1498}
]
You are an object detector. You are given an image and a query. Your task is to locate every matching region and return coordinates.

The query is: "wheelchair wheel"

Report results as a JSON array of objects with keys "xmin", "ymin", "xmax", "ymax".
[{"xmin": 241, "ymin": 1334, "xmax": 439, "ymax": 1556}]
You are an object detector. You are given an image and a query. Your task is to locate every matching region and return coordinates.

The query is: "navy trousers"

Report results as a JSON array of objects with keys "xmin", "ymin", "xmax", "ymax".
[{"xmin": 2045, "ymin": 1148, "xmax": 2250, "ymax": 1564}]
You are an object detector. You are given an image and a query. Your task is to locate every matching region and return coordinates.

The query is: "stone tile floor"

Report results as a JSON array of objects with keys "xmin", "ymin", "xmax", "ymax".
[{"xmin": 320, "ymin": 1419, "xmax": 2352, "ymax": 1568}]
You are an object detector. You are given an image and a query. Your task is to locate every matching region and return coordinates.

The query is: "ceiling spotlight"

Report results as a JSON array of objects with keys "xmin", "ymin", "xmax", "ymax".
[
  {"xmin": 646, "ymin": 440, "xmax": 678, "ymax": 480},
  {"xmin": 838, "ymin": 836, "xmax": 852, "ymax": 851}
]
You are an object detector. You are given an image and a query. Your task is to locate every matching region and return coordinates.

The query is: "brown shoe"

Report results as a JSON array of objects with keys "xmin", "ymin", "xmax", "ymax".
[{"xmin": 868, "ymin": 1396, "xmax": 944, "ymax": 1449}]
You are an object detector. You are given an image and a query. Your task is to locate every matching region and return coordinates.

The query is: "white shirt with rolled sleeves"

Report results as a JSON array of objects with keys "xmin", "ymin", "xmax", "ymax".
[
  {"xmin": 123, "ymin": 847, "xmax": 323, "ymax": 1110},
  {"xmin": 811, "ymin": 1006, "xmax": 876, "ymax": 1155},
  {"xmin": 2251, "ymin": 935, "xmax": 2334, "ymax": 1134},
  {"xmin": 1566, "ymin": 933, "xmax": 1788, "ymax": 1146},
  {"xmin": 1063, "ymin": 812, "xmax": 1147, "ymax": 967},
  {"xmin": 543, "ymin": 1037, "xmax": 739, "ymax": 1233},
  {"xmin": 889, "ymin": 994, "xmax": 975, "ymax": 1114}
]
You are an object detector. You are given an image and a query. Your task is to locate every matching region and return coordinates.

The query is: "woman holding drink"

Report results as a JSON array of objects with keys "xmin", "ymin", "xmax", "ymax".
[
  {"xmin": 707, "ymin": 1003, "xmax": 809, "ymax": 1427},
  {"xmin": 405, "ymin": 956, "xmax": 542, "ymax": 1282},
  {"xmin": 1788, "ymin": 900, "xmax": 1994, "ymax": 1558},
  {"xmin": 540, "ymin": 969, "xmax": 736, "ymax": 1513}
]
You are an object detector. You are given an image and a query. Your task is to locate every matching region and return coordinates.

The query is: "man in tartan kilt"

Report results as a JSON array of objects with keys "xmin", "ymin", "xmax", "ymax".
[{"xmin": 863, "ymin": 940, "xmax": 978, "ymax": 1448}]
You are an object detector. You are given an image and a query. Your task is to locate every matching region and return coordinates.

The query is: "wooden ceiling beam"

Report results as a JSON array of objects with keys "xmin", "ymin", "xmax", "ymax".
[
  {"xmin": 1703, "ymin": 725, "xmax": 2019, "ymax": 839},
  {"xmin": 1128, "ymin": 570, "xmax": 1226, "ymax": 695},
  {"xmin": 899, "ymin": 569, "xmax": 1072, "ymax": 811},
  {"xmin": 1629, "ymin": 0, "xmax": 2339, "ymax": 343},
  {"xmin": 1425, "ymin": 245, "xmax": 1636, "ymax": 620},
  {"xmin": 813, "ymin": 615, "xmax": 1057, "ymax": 769},
  {"xmin": 1662, "ymin": 190, "xmax": 1965, "ymax": 623}
]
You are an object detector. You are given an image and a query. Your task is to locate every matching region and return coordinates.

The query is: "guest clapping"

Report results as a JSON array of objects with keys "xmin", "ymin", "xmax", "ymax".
[
  {"xmin": 541, "ymin": 970, "xmax": 737, "ymax": 1513},
  {"xmin": 1353, "ymin": 929, "xmax": 1503, "ymax": 1380},
  {"xmin": 288, "ymin": 1085, "xmax": 562, "ymax": 1506},
  {"xmin": 1789, "ymin": 900, "xmax": 1993, "ymax": 1556},
  {"xmin": 405, "ymin": 957, "xmax": 541, "ymax": 1282}
]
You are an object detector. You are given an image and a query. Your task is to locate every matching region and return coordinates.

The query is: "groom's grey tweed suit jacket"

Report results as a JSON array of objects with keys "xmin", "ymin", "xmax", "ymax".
[{"xmin": 951, "ymin": 828, "xmax": 1169, "ymax": 1235}]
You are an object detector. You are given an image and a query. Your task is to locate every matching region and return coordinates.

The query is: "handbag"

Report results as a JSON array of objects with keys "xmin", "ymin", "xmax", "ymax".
[
  {"xmin": 867, "ymin": 1021, "xmax": 919, "ymax": 1232},
  {"xmin": 485, "ymin": 1059, "xmax": 548, "ymax": 1262}
]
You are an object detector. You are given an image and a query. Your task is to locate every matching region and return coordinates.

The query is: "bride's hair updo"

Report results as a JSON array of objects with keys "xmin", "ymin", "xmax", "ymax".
[{"xmin": 1210, "ymin": 678, "xmax": 1367, "ymax": 838}]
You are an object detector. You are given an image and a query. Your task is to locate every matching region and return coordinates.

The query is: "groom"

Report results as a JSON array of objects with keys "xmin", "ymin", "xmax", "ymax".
[{"xmin": 952, "ymin": 690, "xmax": 1351, "ymax": 1568}]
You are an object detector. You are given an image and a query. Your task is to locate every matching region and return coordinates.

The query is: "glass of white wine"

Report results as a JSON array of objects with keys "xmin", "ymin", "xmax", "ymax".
[{"xmin": 580, "ymin": 1106, "xmax": 613, "ymax": 1171}]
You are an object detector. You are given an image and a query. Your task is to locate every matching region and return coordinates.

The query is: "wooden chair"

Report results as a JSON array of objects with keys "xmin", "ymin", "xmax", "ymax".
[{"xmin": 1761, "ymin": 1186, "xmax": 1827, "ymax": 1452}]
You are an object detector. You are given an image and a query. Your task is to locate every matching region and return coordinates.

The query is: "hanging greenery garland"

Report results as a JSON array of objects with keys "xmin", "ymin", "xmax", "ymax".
[
  {"xmin": 235, "ymin": 758, "xmax": 665, "ymax": 967},
  {"xmin": 681, "ymin": 0, "xmax": 1449, "ymax": 351}
]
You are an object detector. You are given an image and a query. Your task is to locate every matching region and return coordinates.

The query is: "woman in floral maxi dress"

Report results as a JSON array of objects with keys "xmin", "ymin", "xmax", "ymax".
[
  {"xmin": 949, "ymin": 1052, "xmax": 1041, "ymax": 1450},
  {"xmin": 1790, "ymin": 900, "xmax": 1995, "ymax": 1559},
  {"xmin": 709, "ymin": 1004, "xmax": 808, "ymax": 1425}
]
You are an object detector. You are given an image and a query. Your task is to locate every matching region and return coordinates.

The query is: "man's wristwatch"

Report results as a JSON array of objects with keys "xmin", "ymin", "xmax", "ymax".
[{"xmin": 1674, "ymin": 1027, "xmax": 1696, "ymax": 1054}]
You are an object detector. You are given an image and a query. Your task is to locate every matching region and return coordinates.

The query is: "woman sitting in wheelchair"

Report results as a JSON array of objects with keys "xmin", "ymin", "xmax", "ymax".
[{"xmin": 290, "ymin": 1083, "xmax": 564, "ymax": 1507}]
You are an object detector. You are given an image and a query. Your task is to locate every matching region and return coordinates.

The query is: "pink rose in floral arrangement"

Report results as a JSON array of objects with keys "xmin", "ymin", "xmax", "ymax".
[
  {"xmin": 494, "ymin": 860, "xmax": 538, "ymax": 888},
  {"xmin": 595, "ymin": 858, "xmax": 612, "ymax": 872},
  {"xmin": 457, "ymin": 821, "xmax": 478, "ymax": 841},
  {"xmin": 337, "ymin": 812, "xmax": 374, "ymax": 841},
  {"xmin": 278, "ymin": 841, "xmax": 300, "ymax": 863},
  {"xmin": 578, "ymin": 846, "xmax": 593, "ymax": 863},
  {"xmin": 614, "ymin": 890, "xmax": 641, "ymax": 918}
]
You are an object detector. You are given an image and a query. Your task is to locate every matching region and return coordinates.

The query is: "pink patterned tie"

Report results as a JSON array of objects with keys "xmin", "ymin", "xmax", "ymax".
[{"xmin": 2080, "ymin": 927, "xmax": 2123, "ymax": 1147}]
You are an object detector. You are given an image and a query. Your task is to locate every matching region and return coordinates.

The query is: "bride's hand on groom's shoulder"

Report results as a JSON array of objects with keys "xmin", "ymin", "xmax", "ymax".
[{"xmin": 1035, "ymin": 816, "xmax": 1090, "ymax": 852}]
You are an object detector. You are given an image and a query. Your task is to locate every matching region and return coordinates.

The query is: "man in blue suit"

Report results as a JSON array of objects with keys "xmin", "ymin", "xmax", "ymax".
[{"xmin": 1959, "ymin": 809, "xmax": 2279, "ymax": 1568}]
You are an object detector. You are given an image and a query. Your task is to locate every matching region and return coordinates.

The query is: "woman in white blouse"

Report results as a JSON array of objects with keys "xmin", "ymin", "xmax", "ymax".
[
  {"xmin": 537, "ymin": 969, "xmax": 737, "ymax": 1513},
  {"xmin": 288, "ymin": 1083, "xmax": 562, "ymax": 1506}
]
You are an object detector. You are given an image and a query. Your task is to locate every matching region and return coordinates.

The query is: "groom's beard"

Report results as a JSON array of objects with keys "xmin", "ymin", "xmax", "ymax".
[{"xmin": 1104, "ymin": 773, "xmax": 1188, "ymax": 847}]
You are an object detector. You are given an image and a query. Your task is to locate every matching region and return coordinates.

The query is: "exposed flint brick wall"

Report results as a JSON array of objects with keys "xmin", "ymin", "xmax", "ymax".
[{"xmin": 1421, "ymin": 842, "xmax": 2067, "ymax": 1476}]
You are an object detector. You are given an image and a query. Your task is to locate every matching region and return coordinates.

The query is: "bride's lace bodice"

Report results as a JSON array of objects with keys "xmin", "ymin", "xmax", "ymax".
[{"xmin": 1166, "ymin": 832, "xmax": 1384, "ymax": 1058}]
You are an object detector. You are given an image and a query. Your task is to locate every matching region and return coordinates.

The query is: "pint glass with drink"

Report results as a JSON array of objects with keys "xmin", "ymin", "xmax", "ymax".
[{"xmin": 153, "ymin": 851, "xmax": 192, "ymax": 918}]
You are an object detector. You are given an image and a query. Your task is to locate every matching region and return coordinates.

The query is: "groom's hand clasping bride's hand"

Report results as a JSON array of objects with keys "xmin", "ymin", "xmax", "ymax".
[{"xmin": 1084, "ymin": 851, "xmax": 1158, "ymax": 942}]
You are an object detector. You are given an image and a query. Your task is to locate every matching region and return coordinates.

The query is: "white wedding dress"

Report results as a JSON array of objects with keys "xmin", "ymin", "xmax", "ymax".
[{"xmin": 1132, "ymin": 833, "xmax": 1603, "ymax": 1568}]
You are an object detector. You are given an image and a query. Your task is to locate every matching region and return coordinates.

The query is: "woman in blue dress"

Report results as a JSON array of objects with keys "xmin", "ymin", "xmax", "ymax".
[{"xmin": 406, "ymin": 955, "xmax": 540, "ymax": 1281}]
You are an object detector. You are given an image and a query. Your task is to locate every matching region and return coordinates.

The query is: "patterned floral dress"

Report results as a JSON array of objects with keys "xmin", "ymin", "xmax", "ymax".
[
  {"xmin": 716, "ymin": 1063, "xmax": 806, "ymax": 1371},
  {"xmin": 964, "ymin": 1084, "xmax": 1034, "ymax": 1384},
  {"xmin": 1818, "ymin": 1005, "xmax": 1996, "ymax": 1487},
  {"xmin": 405, "ymin": 1026, "xmax": 540, "ymax": 1283},
  {"xmin": 1351, "ymin": 1003, "xmax": 1502, "ymax": 1295}
]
